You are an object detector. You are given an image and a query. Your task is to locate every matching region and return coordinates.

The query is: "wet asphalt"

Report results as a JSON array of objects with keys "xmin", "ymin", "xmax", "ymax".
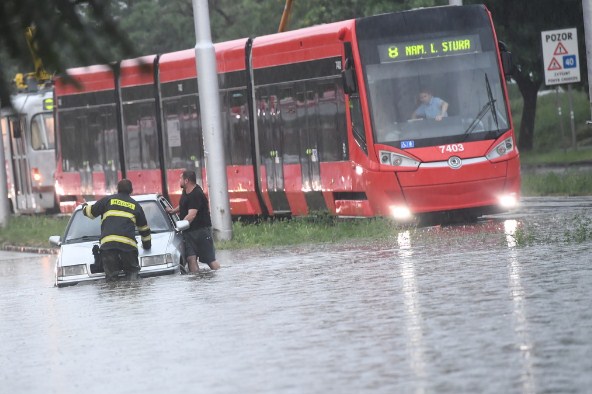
[{"xmin": 0, "ymin": 196, "xmax": 591, "ymax": 393}]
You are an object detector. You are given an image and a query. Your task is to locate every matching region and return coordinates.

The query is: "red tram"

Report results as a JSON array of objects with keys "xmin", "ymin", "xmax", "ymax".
[{"xmin": 54, "ymin": 5, "xmax": 520, "ymax": 220}]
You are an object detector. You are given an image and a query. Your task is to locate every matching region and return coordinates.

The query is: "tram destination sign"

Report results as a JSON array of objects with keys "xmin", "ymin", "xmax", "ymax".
[{"xmin": 378, "ymin": 34, "xmax": 481, "ymax": 63}]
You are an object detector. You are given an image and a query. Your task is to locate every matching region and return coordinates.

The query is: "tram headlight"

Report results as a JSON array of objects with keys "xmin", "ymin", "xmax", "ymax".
[
  {"xmin": 486, "ymin": 137, "xmax": 514, "ymax": 161},
  {"xmin": 31, "ymin": 168, "xmax": 42, "ymax": 182},
  {"xmin": 390, "ymin": 205, "xmax": 413, "ymax": 221},
  {"xmin": 498, "ymin": 193, "xmax": 518, "ymax": 209},
  {"xmin": 378, "ymin": 151, "xmax": 420, "ymax": 169}
]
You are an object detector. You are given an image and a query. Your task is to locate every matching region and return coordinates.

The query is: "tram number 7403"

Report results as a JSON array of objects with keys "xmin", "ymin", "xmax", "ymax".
[{"xmin": 438, "ymin": 144, "xmax": 464, "ymax": 154}]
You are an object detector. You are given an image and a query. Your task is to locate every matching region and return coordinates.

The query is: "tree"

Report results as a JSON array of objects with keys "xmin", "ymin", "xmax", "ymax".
[
  {"xmin": 0, "ymin": 0, "xmax": 137, "ymax": 106},
  {"xmin": 466, "ymin": 0, "xmax": 586, "ymax": 151}
]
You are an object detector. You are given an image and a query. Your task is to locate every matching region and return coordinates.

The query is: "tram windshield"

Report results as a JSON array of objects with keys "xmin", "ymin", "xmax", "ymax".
[
  {"xmin": 356, "ymin": 5, "xmax": 509, "ymax": 149},
  {"xmin": 30, "ymin": 113, "xmax": 55, "ymax": 150}
]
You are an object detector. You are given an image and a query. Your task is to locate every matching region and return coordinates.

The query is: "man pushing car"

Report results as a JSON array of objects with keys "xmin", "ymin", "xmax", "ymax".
[{"xmin": 82, "ymin": 179, "xmax": 151, "ymax": 281}]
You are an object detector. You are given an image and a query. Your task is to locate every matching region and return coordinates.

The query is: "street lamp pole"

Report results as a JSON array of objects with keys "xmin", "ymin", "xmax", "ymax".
[
  {"xmin": 191, "ymin": 0, "xmax": 233, "ymax": 241},
  {"xmin": 583, "ymin": 0, "xmax": 592, "ymax": 122}
]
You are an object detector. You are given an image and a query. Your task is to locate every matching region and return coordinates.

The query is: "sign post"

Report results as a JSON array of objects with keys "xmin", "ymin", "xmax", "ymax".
[
  {"xmin": 541, "ymin": 28, "xmax": 581, "ymax": 149},
  {"xmin": 583, "ymin": 0, "xmax": 592, "ymax": 123}
]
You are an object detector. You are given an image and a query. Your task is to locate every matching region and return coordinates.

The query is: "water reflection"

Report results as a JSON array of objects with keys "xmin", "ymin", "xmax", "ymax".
[
  {"xmin": 397, "ymin": 230, "xmax": 426, "ymax": 385},
  {"xmin": 504, "ymin": 219, "xmax": 536, "ymax": 394}
]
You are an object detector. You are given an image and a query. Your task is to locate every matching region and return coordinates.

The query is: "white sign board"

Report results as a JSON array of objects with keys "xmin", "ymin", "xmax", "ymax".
[{"xmin": 541, "ymin": 28, "xmax": 581, "ymax": 86}]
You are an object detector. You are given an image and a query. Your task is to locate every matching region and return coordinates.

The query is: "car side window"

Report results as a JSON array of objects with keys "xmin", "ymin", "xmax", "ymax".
[{"xmin": 140, "ymin": 201, "xmax": 169, "ymax": 232}]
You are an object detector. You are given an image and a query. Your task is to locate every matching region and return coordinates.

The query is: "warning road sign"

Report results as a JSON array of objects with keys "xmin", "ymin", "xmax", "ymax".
[
  {"xmin": 541, "ymin": 28, "xmax": 581, "ymax": 86},
  {"xmin": 547, "ymin": 58, "xmax": 562, "ymax": 71},
  {"xmin": 553, "ymin": 42, "xmax": 568, "ymax": 56}
]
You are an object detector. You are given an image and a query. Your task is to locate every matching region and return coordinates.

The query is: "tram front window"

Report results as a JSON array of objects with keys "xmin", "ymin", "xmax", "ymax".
[
  {"xmin": 30, "ymin": 113, "xmax": 55, "ymax": 150},
  {"xmin": 366, "ymin": 55, "xmax": 508, "ymax": 147},
  {"xmin": 356, "ymin": 6, "xmax": 510, "ymax": 149}
]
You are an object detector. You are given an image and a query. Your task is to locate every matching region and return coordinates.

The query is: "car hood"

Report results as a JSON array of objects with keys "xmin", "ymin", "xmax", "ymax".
[{"xmin": 60, "ymin": 232, "xmax": 175, "ymax": 265}]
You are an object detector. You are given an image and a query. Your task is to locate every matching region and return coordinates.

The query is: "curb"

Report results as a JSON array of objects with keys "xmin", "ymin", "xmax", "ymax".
[{"xmin": 0, "ymin": 245, "xmax": 57, "ymax": 254}]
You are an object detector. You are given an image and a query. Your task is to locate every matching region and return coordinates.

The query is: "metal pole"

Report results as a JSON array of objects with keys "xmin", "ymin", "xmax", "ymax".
[
  {"xmin": 192, "ymin": 0, "xmax": 232, "ymax": 241},
  {"xmin": 555, "ymin": 86, "xmax": 567, "ymax": 151},
  {"xmin": 583, "ymin": 0, "xmax": 592, "ymax": 121},
  {"xmin": 0, "ymin": 101, "xmax": 11, "ymax": 227},
  {"xmin": 567, "ymin": 84, "xmax": 577, "ymax": 150},
  {"xmin": 449, "ymin": 0, "xmax": 463, "ymax": 5},
  {"xmin": 278, "ymin": 0, "xmax": 294, "ymax": 32}
]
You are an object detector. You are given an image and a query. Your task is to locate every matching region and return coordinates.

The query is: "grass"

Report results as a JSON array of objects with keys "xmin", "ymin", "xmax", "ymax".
[
  {"xmin": 508, "ymin": 84, "xmax": 592, "ymax": 152},
  {"xmin": 521, "ymin": 170, "xmax": 592, "ymax": 196},
  {"xmin": 217, "ymin": 214, "xmax": 401, "ymax": 249},
  {"xmin": 520, "ymin": 147, "xmax": 592, "ymax": 166},
  {"xmin": 0, "ymin": 215, "xmax": 70, "ymax": 248},
  {"xmin": 0, "ymin": 213, "xmax": 403, "ymax": 250}
]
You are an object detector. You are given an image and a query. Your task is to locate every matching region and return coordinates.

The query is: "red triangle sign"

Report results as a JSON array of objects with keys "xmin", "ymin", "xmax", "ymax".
[
  {"xmin": 554, "ymin": 42, "xmax": 568, "ymax": 55},
  {"xmin": 547, "ymin": 57, "xmax": 562, "ymax": 71}
]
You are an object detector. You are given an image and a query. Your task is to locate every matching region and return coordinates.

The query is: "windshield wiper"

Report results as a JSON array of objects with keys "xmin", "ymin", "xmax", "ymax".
[
  {"xmin": 485, "ymin": 73, "xmax": 500, "ymax": 133},
  {"xmin": 352, "ymin": 124, "xmax": 367, "ymax": 151},
  {"xmin": 463, "ymin": 74, "xmax": 497, "ymax": 140},
  {"xmin": 66, "ymin": 235, "xmax": 100, "ymax": 243}
]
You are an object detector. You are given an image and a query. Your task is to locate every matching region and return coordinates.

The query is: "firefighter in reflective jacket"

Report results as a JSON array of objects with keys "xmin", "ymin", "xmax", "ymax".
[{"xmin": 82, "ymin": 179, "xmax": 151, "ymax": 281}]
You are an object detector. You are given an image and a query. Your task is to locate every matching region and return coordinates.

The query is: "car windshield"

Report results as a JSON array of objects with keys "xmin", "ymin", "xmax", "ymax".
[{"xmin": 64, "ymin": 200, "xmax": 172, "ymax": 244}]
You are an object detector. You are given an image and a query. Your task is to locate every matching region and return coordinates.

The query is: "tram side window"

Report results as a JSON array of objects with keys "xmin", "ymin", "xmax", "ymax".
[
  {"xmin": 140, "ymin": 115, "xmax": 158, "ymax": 169},
  {"xmin": 96, "ymin": 107, "xmax": 119, "ymax": 172},
  {"xmin": 163, "ymin": 97, "xmax": 203, "ymax": 171},
  {"xmin": 77, "ymin": 114, "xmax": 97, "ymax": 171},
  {"xmin": 349, "ymin": 95, "xmax": 367, "ymax": 154},
  {"xmin": 123, "ymin": 102, "xmax": 159, "ymax": 170},
  {"xmin": 317, "ymin": 82, "xmax": 345, "ymax": 162},
  {"xmin": 58, "ymin": 111, "xmax": 80, "ymax": 171},
  {"xmin": 279, "ymin": 87, "xmax": 300, "ymax": 164},
  {"xmin": 225, "ymin": 90, "xmax": 251, "ymax": 165},
  {"xmin": 86, "ymin": 112, "xmax": 102, "ymax": 171}
]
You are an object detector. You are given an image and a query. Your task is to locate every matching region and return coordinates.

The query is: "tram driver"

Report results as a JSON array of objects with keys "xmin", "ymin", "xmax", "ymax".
[{"xmin": 411, "ymin": 88, "xmax": 448, "ymax": 121}]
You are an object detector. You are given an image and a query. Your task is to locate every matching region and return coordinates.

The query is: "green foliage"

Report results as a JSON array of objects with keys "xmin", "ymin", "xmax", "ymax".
[
  {"xmin": 520, "ymin": 147, "xmax": 592, "ymax": 166},
  {"xmin": 508, "ymin": 82, "xmax": 592, "ymax": 152},
  {"xmin": 530, "ymin": 90, "xmax": 591, "ymax": 152},
  {"xmin": 116, "ymin": 0, "xmax": 196, "ymax": 54},
  {"xmin": 0, "ymin": 215, "xmax": 70, "ymax": 247},
  {"xmin": 563, "ymin": 215, "xmax": 592, "ymax": 243},
  {"xmin": 509, "ymin": 225, "xmax": 536, "ymax": 247},
  {"xmin": 0, "ymin": 0, "xmax": 136, "ymax": 104},
  {"xmin": 521, "ymin": 170, "xmax": 592, "ymax": 196}
]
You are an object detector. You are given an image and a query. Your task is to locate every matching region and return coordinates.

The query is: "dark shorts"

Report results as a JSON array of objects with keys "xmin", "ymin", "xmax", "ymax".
[
  {"xmin": 100, "ymin": 249, "xmax": 140, "ymax": 281},
  {"xmin": 184, "ymin": 227, "xmax": 216, "ymax": 265}
]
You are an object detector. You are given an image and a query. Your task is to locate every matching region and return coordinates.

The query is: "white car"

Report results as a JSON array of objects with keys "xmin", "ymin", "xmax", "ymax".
[{"xmin": 50, "ymin": 194, "xmax": 189, "ymax": 287}]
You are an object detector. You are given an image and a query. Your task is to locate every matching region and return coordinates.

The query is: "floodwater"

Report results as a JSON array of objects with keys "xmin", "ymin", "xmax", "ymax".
[{"xmin": 1, "ymin": 197, "xmax": 591, "ymax": 394}]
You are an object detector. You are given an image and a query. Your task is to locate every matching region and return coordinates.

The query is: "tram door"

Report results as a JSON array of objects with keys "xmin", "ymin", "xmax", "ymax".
[
  {"xmin": 295, "ymin": 82, "xmax": 325, "ymax": 211},
  {"xmin": 5, "ymin": 115, "xmax": 36, "ymax": 212},
  {"xmin": 258, "ymin": 88, "xmax": 290, "ymax": 214}
]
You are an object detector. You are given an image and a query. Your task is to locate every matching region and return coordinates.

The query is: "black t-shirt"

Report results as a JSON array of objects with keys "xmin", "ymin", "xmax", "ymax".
[{"xmin": 179, "ymin": 184, "xmax": 212, "ymax": 230}]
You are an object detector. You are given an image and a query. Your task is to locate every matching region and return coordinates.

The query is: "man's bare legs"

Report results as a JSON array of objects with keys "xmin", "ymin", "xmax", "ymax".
[
  {"xmin": 187, "ymin": 256, "xmax": 220, "ymax": 272},
  {"xmin": 187, "ymin": 255, "xmax": 199, "ymax": 273},
  {"xmin": 207, "ymin": 261, "xmax": 220, "ymax": 270}
]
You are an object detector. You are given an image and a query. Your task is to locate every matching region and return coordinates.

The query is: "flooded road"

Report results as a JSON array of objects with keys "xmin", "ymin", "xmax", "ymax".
[{"xmin": 1, "ymin": 197, "xmax": 591, "ymax": 393}]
